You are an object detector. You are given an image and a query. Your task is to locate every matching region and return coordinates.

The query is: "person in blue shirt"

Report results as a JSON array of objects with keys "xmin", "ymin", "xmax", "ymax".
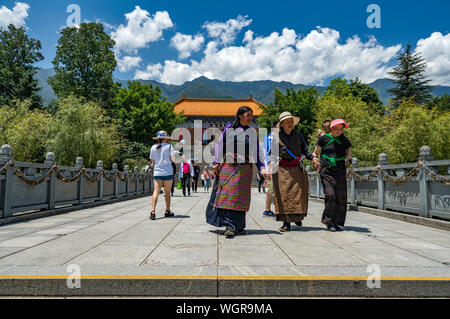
[{"xmin": 262, "ymin": 122, "xmax": 277, "ymax": 217}]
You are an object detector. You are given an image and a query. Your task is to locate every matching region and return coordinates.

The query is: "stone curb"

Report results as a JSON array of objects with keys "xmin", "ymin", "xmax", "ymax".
[{"xmin": 0, "ymin": 278, "xmax": 449, "ymax": 297}]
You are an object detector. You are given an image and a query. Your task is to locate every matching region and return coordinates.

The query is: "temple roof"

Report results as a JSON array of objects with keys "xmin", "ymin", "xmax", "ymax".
[{"xmin": 173, "ymin": 95, "xmax": 266, "ymax": 117}]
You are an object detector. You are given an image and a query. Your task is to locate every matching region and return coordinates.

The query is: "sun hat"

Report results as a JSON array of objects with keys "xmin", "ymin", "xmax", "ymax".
[
  {"xmin": 276, "ymin": 111, "xmax": 300, "ymax": 128},
  {"xmin": 152, "ymin": 130, "xmax": 170, "ymax": 140},
  {"xmin": 330, "ymin": 119, "xmax": 349, "ymax": 129}
]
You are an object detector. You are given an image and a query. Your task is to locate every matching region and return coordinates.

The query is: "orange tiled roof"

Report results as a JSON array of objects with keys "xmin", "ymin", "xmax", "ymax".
[{"xmin": 173, "ymin": 95, "xmax": 266, "ymax": 117}]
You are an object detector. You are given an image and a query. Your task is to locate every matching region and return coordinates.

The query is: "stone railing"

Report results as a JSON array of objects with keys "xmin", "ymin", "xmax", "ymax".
[
  {"xmin": 307, "ymin": 146, "xmax": 450, "ymax": 221},
  {"xmin": 0, "ymin": 145, "xmax": 153, "ymax": 222}
]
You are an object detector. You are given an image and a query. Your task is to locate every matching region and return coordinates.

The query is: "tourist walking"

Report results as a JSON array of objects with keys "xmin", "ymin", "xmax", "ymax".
[
  {"xmin": 312, "ymin": 118, "xmax": 352, "ymax": 232},
  {"xmin": 171, "ymin": 162, "xmax": 177, "ymax": 197},
  {"xmin": 317, "ymin": 119, "xmax": 331, "ymax": 139},
  {"xmin": 192, "ymin": 161, "xmax": 201, "ymax": 193},
  {"xmin": 179, "ymin": 156, "xmax": 194, "ymax": 196},
  {"xmin": 257, "ymin": 171, "xmax": 265, "ymax": 193},
  {"xmin": 149, "ymin": 131, "xmax": 176, "ymax": 220},
  {"xmin": 270, "ymin": 112, "xmax": 317, "ymax": 232},
  {"xmin": 262, "ymin": 122, "xmax": 277, "ymax": 217},
  {"xmin": 203, "ymin": 166, "xmax": 211, "ymax": 193},
  {"xmin": 207, "ymin": 106, "xmax": 268, "ymax": 237}
]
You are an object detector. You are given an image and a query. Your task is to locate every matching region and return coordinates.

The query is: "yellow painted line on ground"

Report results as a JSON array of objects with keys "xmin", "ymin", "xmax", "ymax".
[{"xmin": 0, "ymin": 275, "xmax": 449, "ymax": 280}]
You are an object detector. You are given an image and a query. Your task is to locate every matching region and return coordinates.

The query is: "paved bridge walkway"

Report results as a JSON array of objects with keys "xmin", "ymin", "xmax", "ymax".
[{"xmin": 0, "ymin": 189, "xmax": 449, "ymax": 297}]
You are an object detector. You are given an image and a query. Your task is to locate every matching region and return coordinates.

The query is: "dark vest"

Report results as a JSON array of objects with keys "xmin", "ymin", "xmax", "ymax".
[{"xmin": 278, "ymin": 129, "xmax": 302, "ymax": 160}]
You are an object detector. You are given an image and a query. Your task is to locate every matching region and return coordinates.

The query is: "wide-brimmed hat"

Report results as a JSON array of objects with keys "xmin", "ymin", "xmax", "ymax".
[
  {"xmin": 276, "ymin": 111, "xmax": 300, "ymax": 128},
  {"xmin": 152, "ymin": 130, "xmax": 170, "ymax": 140},
  {"xmin": 330, "ymin": 118, "xmax": 349, "ymax": 129}
]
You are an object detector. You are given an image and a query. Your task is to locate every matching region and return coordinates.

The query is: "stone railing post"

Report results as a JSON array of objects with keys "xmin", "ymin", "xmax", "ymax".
[
  {"xmin": 124, "ymin": 165, "xmax": 130, "ymax": 197},
  {"xmin": 134, "ymin": 167, "xmax": 139, "ymax": 195},
  {"xmin": 349, "ymin": 158, "xmax": 358, "ymax": 210},
  {"xmin": 377, "ymin": 153, "xmax": 388, "ymax": 210},
  {"xmin": 418, "ymin": 146, "xmax": 431, "ymax": 218},
  {"xmin": 141, "ymin": 168, "xmax": 146, "ymax": 193},
  {"xmin": 75, "ymin": 157, "xmax": 84, "ymax": 205},
  {"xmin": 44, "ymin": 152, "xmax": 56, "ymax": 210},
  {"xmin": 0, "ymin": 145, "xmax": 13, "ymax": 218},
  {"xmin": 97, "ymin": 160, "xmax": 104, "ymax": 201},
  {"xmin": 112, "ymin": 163, "xmax": 118, "ymax": 198}
]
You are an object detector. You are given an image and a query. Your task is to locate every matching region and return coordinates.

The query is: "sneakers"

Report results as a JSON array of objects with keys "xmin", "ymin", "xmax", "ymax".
[
  {"xmin": 335, "ymin": 225, "xmax": 346, "ymax": 231},
  {"xmin": 263, "ymin": 210, "xmax": 276, "ymax": 217},
  {"xmin": 224, "ymin": 226, "xmax": 235, "ymax": 237}
]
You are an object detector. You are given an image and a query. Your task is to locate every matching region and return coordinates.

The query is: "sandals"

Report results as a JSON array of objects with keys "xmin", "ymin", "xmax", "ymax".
[
  {"xmin": 150, "ymin": 210, "xmax": 156, "ymax": 220},
  {"xmin": 164, "ymin": 210, "xmax": 175, "ymax": 217}
]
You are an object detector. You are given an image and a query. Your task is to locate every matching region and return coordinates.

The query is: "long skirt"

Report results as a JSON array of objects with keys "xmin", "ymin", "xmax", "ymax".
[
  {"xmin": 272, "ymin": 165, "xmax": 309, "ymax": 223},
  {"xmin": 319, "ymin": 167, "xmax": 347, "ymax": 227},
  {"xmin": 213, "ymin": 163, "xmax": 253, "ymax": 230}
]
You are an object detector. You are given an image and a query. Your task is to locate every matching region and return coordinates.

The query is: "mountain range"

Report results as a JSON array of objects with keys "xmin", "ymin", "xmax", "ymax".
[{"xmin": 35, "ymin": 68, "xmax": 450, "ymax": 106}]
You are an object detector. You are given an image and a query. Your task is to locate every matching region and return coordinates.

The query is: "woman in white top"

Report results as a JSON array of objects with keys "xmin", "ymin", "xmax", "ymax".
[{"xmin": 149, "ymin": 131, "xmax": 176, "ymax": 220}]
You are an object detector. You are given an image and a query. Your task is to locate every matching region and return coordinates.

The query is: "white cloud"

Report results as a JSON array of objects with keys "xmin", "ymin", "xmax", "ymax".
[
  {"xmin": 415, "ymin": 32, "xmax": 450, "ymax": 86},
  {"xmin": 110, "ymin": 6, "xmax": 173, "ymax": 73},
  {"xmin": 202, "ymin": 15, "xmax": 252, "ymax": 45},
  {"xmin": 117, "ymin": 55, "xmax": 142, "ymax": 72},
  {"xmin": 135, "ymin": 26, "xmax": 403, "ymax": 85},
  {"xmin": 111, "ymin": 6, "xmax": 173, "ymax": 54},
  {"xmin": 170, "ymin": 32, "xmax": 204, "ymax": 59},
  {"xmin": 0, "ymin": 2, "xmax": 30, "ymax": 29}
]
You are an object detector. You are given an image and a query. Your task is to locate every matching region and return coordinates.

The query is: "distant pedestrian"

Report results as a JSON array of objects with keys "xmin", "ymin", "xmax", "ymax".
[
  {"xmin": 316, "ymin": 119, "xmax": 331, "ymax": 140},
  {"xmin": 192, "ymin": 161, "xmax": 201, "ymax": 193},
  {"xmin": 257, "ymin": 171, "xmax": 266, "ymax": 193},
  {"xmin": 270, "ymin": 112, "xmax": 315, "ymax": 232},
  {"xmin": 312, "ymin": 118, "xmax": 352, "ymax": 232},
  {"xmin": 179, "ymin": 156, "xmax": 194, "ymax": 196},
  {"xmin": 262, "ymin": 121, "xmax": 277, "ymax": 218},
  {"xmin": 149, "ymin": 131, "xmax": 176, "ymax": 220},
  {"xmin": 203, "ymin": 167, "xmax": 211, "ymax": 193},
  {"xmin": 207, "ymin": 106, "xmax": 268, "ymax": 237},
  {"xmin": 171, "ymin": 162, "xmax": 177, "ymax": 197}
]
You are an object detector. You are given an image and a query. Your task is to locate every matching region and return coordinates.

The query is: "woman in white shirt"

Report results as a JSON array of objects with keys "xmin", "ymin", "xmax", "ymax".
[{"xmin": 149, "ymin": 131, "xmax": 176, "ymax": 220}]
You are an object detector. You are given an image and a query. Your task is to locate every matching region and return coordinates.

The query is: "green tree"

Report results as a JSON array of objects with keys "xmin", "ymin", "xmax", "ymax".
[
  {"xmin": 111, "ymin": 81, "xmax": 185, "ymax": 165},
  {"xmin": 388, "ymin": 44, "xmax": 433, "ymax": 107},
  {"xmin": 0, "ymin": 99, "xmax": 50, "ymax": 162},
  {"xmin": 257, "ymin": 87, "xmax": 319, "ymax": 140},
  {"xmin": 381, "ymin": 99, "xmax": 450, "ymax": 163},
  {"xmin": 48, "ymin": 23, "xmax": 117, "ymax": 108},
  {"xmin": 325, "ymin": 77, "xmax": 384, "ymax": 114},
  {"xmin": 46, "ymin": 96, "xmax": 122, "ymax": 168},
  {"xmin": 0, "ymin": 25, "xmax": 44, "ymax": 109},
  {"xmin": 426, "ymin": 94, "xmax": 450, "ymax": 112}
]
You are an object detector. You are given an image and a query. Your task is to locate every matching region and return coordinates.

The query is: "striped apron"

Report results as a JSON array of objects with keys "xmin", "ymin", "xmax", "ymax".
[{"xmin": 214, "ymin": 163, "xmax": 253, "ymax": 212}]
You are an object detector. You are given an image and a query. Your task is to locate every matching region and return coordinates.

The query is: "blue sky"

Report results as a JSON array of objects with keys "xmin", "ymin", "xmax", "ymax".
[{"xmin": 1, "ymin": 0, "xmax": 449, "ymax": 85}]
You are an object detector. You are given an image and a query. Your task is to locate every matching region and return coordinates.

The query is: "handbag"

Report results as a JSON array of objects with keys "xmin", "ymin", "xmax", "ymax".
[
  {"xmin": 205, "ymin": 164, "xmax": 240, "ymax": 227},
  {"xmin": 177, "ymin": 179, "xmax": 182, "ymax": 189}
]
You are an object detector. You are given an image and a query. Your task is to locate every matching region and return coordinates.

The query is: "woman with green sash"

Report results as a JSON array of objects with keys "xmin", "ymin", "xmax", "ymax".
[{"xmin": 312, "ymin": 119, "xmax": 352, "ymax": 232}]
